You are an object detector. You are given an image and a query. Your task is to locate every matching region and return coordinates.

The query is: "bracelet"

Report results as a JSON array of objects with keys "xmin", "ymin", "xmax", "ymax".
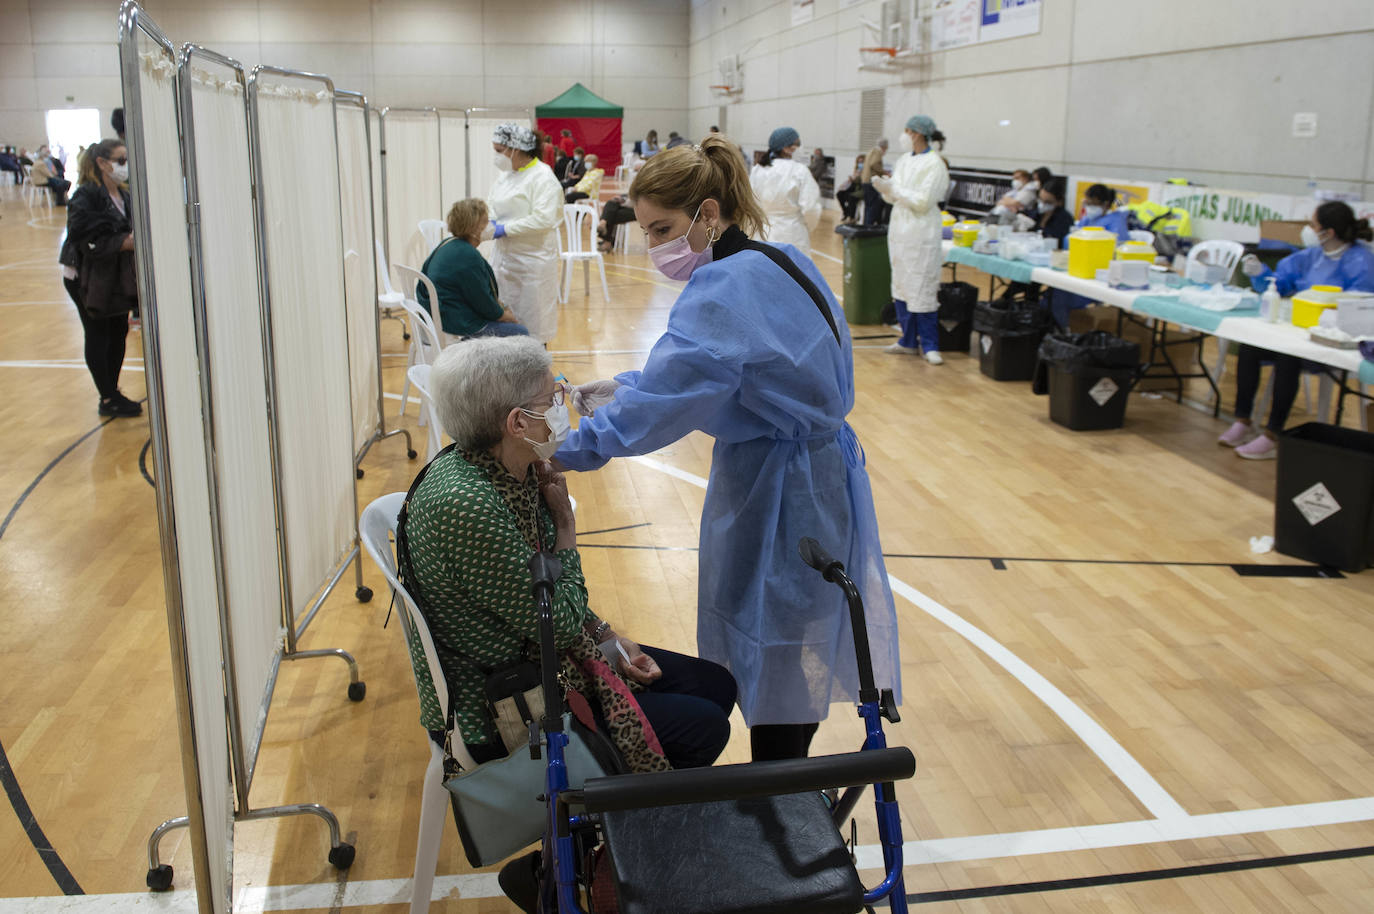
[{"xmin": 590, "ymin": 620, "xmax": 611, "ymax": 642}]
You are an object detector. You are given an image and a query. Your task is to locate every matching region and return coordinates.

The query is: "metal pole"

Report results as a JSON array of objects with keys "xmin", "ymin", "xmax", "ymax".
[{"xmin": 117, "ymin": 4, "xmax": 219, "ymax": 911}]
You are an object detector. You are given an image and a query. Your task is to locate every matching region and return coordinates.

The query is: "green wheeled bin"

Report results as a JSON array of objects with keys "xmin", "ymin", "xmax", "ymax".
[{"xmin": 835, "ymin": 223, "xmax": 890, "ymax": 325}]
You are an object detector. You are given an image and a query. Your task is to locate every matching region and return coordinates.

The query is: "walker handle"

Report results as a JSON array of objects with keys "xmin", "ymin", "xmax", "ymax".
[{"xmin": 799, "ymin": 537, "xmax": 877, "ymax": 702}]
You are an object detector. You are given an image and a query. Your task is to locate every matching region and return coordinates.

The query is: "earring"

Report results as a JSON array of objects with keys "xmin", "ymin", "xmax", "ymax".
[{"xmin": 705, "ymin": 224, "xmax": 720, "ymax": 245}]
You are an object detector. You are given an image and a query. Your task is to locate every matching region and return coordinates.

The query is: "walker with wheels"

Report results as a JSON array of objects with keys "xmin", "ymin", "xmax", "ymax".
[{"xmin": 526, "ymin": 536, "xmax": 914, "ymax": 914}]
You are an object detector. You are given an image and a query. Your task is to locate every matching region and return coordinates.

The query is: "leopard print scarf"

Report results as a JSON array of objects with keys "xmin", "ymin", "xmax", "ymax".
[{"xmin": 465, "ymin": 448, "xmax": 671, "ymax": 774}]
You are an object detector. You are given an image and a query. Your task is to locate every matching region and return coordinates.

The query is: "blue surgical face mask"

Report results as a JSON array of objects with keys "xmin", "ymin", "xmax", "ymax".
[{"xmin": 1082, "ymin": 205, "xmax": 1104, "ymax": 219}]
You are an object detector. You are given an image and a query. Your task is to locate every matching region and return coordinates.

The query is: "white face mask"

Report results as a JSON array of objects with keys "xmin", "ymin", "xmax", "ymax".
[
  {"xmin": 1082, "ymin": 205, "xmax": 1104, "ymax": 219},
  {"xmin": 1301, "ymin": 225, "xmax": 1325, "ymax": 249},
  {"xmin": 648, "ymin": 205, "xmax": 715, "ymax": 281},
  {"xmin": 1011, "ymin": 179, "xmax": 1024, "ymax": 191},
  {"xmin": 493, "ymin": 151, "xmax": 513, "ymax": 172},
  {"xmin": 521, "ymin": 402, "xmax": 570, "ymax": 460},
  {"xmin": 898, "ymin": 132, "xmax": 914, "ymax": 154},
  {"xmin": 111, "ymin": 161, "xmax": 129, "ymax": 182}
]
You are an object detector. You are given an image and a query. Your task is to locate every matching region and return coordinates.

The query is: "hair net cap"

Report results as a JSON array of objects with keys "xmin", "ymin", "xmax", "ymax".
[
  {"xmin": 768, "ymin": 126, "xmax": 800, "ymax": 152},
  {"xmin": 905, "ymin": 115, "xmax": 937, "ymax": 138},
  {"xmin": 493, "ymin": 122, "xmax": 537, "ymax": 152}
]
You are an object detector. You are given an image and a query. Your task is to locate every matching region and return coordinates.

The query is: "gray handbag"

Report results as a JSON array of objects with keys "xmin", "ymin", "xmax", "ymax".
[{"xmin": 445, "ymin": 714, "xmax": 607, "ymax": 867}]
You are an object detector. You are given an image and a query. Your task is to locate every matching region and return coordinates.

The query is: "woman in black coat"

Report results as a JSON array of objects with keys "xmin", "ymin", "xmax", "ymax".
[{"xmin": 61, "ymin": 138, "xmax": 141, "ymax": 417}]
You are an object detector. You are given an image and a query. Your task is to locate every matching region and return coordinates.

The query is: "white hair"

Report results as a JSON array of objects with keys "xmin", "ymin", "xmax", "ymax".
[{"xmin": 430, "ymin": 336, "xmax": 551, "ymax": 451}]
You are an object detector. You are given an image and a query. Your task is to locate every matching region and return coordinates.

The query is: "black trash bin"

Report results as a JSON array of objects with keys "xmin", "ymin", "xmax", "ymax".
[
  {"xmin": 1274, "ymin": 423, "xmax": 1374, "ymax": 572},
  {"xmin": 1032, "ymin": 331, "xmax": 1141, "ymax": 430},
  {"xmin": 936, "ymin": 281, "xmax": 977, "ymax": 352},
  {"xmin": 973, "ymin": 298, "xmax": 1053, "ymax": 381}
]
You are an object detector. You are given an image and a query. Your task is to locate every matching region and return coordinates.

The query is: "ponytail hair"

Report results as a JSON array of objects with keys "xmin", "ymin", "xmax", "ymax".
[
  {"xmin": 1315, "ymin": 200, "xmax": 1373, "ymax": 244},
  {"xmin": 78, "ymin": 137, "xmax": 124, "ymax": 187},
  {"xmin": 928, "ymin": 129, "xmax": 947, "ymax": 151},
  {"xmin": 629, "ymin": 133, "xmax": 767, "ymax": 238}
]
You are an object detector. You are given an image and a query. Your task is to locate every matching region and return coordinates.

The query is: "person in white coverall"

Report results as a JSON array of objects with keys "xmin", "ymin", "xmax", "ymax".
[
  {"xmin": 874, "ymin": 114, "xmax": 950, "ymax": 364},
  {"xmin": 749, "ymin": 126, "xmax": 822, "ymax": 257},
  {"xmin": 485, "ymin": 122, "xmax": 564, "ymax": 343}
]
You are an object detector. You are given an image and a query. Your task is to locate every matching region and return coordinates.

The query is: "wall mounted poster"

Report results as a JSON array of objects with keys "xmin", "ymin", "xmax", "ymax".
[
  {"xmin": 980, "ymin": 0, "xmax": 1042, "ymax": 43},
  {"xmin": 932, "ymin": 0, "xmax": 980, "ymax": 51}
]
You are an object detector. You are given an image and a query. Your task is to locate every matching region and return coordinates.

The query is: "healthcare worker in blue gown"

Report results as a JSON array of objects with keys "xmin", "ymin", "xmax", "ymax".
[{"xmin": 553, "ymin": 134, "xmax": 901, "ymax": 762}]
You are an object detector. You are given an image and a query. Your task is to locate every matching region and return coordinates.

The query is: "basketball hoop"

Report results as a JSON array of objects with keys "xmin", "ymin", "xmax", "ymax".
[
  {"xmin": 710, "ymin": 84, "xmax": 741, "ymax": 97},
  {"xmin": 859, "ymin": 46, "xmax": 898, "ymax": 58}
]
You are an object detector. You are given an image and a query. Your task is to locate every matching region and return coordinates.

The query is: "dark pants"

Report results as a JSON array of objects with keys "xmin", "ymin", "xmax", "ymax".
[
  {"xmin": 44, "ymin": 177, "xmax": 71, "ymax": 205},
  {"xmin": 751, "ymin": 723, "xmax": 820, "ymax": 761},
  {"xmin": 863, "ymin": 183, "xmax": 890, "ymax": 226},
  {"xmin": 565, "ymin": 190, "xmax": 589, "ymax": 204},
  {"xmin": 467, "ymin": 645, "xmax": 736, "ymax": 771},
  {"xmin": 64, "ymin": 277, "xmax": 131, "ymax": 400},
  {"xmin": 1234, "ymin": 345, "xmax": 1302, "ymax": 433},
  {"xmin": 472, "ymin": 320, "xmax": 530, "ymax": 338},
  {"xmin": 839, "ymin": 191, "xmax": 861, "ymax": 221},
  {"xmin": 894, "ymin": 299, "xmax": 939, "ymax": 352},
  {"xmin": 598, "ymin": 200, "xmax": 638, "ymax": 244}
]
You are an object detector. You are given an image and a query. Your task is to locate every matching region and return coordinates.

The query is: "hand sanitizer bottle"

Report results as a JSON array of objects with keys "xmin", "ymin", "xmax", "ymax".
[{"xmin": 1262, "ymin": 277, "xmax": 1280, "ymax": 323}]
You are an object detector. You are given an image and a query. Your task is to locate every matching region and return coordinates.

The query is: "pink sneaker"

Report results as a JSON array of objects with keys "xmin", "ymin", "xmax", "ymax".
[
  {"xmin": 1235, "ymin": 433, "xmax": 1278, "ymax": 460},
  {"xmin": 1217, "ymin": 420, "xmax": 1253, "ymax": 447}
]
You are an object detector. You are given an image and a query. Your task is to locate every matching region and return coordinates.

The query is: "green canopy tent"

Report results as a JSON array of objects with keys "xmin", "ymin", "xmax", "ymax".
[{"xmin": 535, "ymin": 82, "xmax": 623, "ymax": 169}]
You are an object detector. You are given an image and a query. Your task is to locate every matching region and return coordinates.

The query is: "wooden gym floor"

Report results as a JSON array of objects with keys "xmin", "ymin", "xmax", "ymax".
[{"xmin": 2, "ymin": 185, "xmax": 1373, "ymax": 913}]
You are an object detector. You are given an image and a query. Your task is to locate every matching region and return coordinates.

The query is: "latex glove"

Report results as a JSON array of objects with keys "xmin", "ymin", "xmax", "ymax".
[
  {"xmin": 571, "ymin": 378, "xmax": 620, "ymax": 415},
  {"xmin": 480, "ymin": 222, "xmax": 495, "ymax": 241},
  {"xmin": 1240, "ymin": 254, "xmax": 1263, "ymax": 277},
  {"xmin": 492, "ymin": 223, "xmax": 506, "ymax": 239}
]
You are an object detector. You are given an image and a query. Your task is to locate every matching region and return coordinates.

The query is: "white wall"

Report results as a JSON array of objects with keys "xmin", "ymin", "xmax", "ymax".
[
  {"xmin": 0, "ymin": 0, "xmax": 690, "ymax": 155},
  {"xmin": 689, "ymin": 0, "xmax": 1374, "ymax": 200}
]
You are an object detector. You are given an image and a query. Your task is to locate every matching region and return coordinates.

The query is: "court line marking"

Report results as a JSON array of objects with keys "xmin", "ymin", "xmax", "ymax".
[
  {"xmin": 625, "ymin": 454, "xmax": 1184, "ymax": 819},
  {"xmin": 811, "ymin": 249, "xmax": 843, "ymax": 264}
]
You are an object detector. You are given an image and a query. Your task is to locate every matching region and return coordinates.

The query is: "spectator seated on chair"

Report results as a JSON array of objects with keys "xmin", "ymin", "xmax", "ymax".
[
  {"xmin": 0, "ymin": 146, "xmax": 23, "ymax": 185},
  {"xmin": 558, "ymin": 146, "xmax": 586, "ymax": 186},
  {"xmin": 1218, "ymin": 200, "xmax": 1374, "ymax": 460},
  {"xmin": 418, "ymin": 198, "xmax": 529, "ymax": 339},
  {"xmin": 564, "ymin": 154, "xmax": 603, "ymax": 204},
  {"xmin": 403, "ymin": 335, "xmax": 737, "ymax": 774},
  {"xmin": 596, "ymin": 194, "xmax": 637, "ymax": 250},
  {"xmin": 1072, "ymin": 182, "xmax": 1131, "ymax": 241},
  {"xmin": 29, "ymin": 145, "xmax": 71, "ymax": 205}
]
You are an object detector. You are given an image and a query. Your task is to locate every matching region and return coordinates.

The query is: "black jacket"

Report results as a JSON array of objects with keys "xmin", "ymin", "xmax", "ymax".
[{"xmin": 63, "ymin": 182, "xmax": 137, "ymax": 316}]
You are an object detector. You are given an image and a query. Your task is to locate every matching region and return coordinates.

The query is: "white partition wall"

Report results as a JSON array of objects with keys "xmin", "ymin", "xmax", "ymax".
[
  {"xmin": 248, "ymin": 68, "xmax": 362, "ymax": 639},
  {"xmin": 119, "ymin": 6, "xmax": 231, "ymax": 913},
  {"xmin": 180, "ymin": 45, "xmax": 286, "ymax": 795},
  {"xmin": 368, "ymin": 106, "xmax": 385, "ymax": 256},
  {"xmin": 380, "ymin": 107, "xmax": 442, "ymax": 270},
  {"xmin": 337, "ymin": 93, "xmax": 383, "ymax": 458}
]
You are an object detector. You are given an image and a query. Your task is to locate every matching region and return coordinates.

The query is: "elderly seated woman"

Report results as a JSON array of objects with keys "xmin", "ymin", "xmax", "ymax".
[
  {"xmin": 403, "ymin": 335, "xmax": 738, "ymax": 777},
  {"xmin": 418, "ymin": 199, "xmax": 529, "ymax": 338}
]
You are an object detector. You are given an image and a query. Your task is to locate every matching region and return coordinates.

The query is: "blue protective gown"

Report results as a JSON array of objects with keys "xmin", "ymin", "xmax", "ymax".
[
  {"xmin": 1074, "ymin": 209, "xmax": 1131, "ymax": 241},
  {"xmin": 1246, "ymin": 243, "xmax": 1374, "ymax": 296},
  {"xmin": 555, "ymin": 227, "xmax": 901, "ymax": 727}
]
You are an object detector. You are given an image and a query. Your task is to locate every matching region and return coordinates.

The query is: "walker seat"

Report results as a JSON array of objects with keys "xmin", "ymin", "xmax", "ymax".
[{"xmin": 600, "ymin": 792, "xmax": 863, "ymax": 914}]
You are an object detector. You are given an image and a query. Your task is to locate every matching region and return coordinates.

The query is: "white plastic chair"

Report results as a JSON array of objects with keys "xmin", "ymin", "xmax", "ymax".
[
  {"xmin": 392, "ymin": 262, "xmax": 452, "ymax": 349},
  {"xmin": 1128, "ymin": 230, "xmax": 1155, "ymax": 245},
  {"xmin": 358, "ymin": 494, "xmax": 479, "ymax": 914},
  {"xmin": 560, "ymin": 203, "xmax": 610, "ymax": 301},
  {"xmin": 1195, "ymin": 239, "xmax": 1255, "ymax": 394},
  {"xmin": 389, "ymin": 263, "xmax": 443, "ymax": 421},
  {"xmin": 22, "ymin": 165, "xmax": 51, "ymax": 212},
  {"xmin": 375, "ymin": 240, "xmax": 410, "ymax": 341},
  {"xmin": 407, "ymin": 364, "xmax": 443, "ymax": 463},
  {"xmin": 418, "ymin": 219, "xmax": 446, "ymax": 254}
]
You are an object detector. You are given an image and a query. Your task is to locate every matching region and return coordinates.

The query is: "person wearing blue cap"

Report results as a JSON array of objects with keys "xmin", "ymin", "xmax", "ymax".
[
  {"xmin": 873, "ymin": 114, "xmax": 950, "ymax": 364},
  {"xmin": 749, "ymin": 126, "xmax": 822, "ymax": 257}
]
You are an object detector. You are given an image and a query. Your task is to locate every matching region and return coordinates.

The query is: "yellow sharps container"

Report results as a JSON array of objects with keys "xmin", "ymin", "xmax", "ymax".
[
  {"xmin": 1291, "ymin": 285, "xmax": 1342, "ymax": 328},
  {"xmin": 1067, "ymin": 227, "xmax": 1117, "ymax": 278},
  {"xmin": 1116, "ymin": 241, "xmax": 1155, "ymax": 263}
]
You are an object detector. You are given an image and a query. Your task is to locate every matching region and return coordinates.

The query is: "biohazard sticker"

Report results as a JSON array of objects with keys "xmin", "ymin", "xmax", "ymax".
[
  {"xmin": 1088, "ymin": 377, "xmax": 1119, "ymax": 406},
  {"xmin": 981, "ymin": 335, "xmax": 992, "ymax": 354},
  {"xmin": 1292, "ymin": 482, "xmax": 1341, "ymax": 526}
]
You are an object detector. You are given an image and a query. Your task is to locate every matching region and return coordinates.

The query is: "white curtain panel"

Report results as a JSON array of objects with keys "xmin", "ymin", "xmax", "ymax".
[
  {"xmin": 252, "ymin": 75, "xmax": 357, "ymax": 619},
  {"xmin": 184, "ymin": 51, "xmax": 285, "ymax": 772},
  {"xmin": 131, "ymin": 35, "xmax": 234, "ymax": 912},
  {"xmin": 382, "ymin": 110, "xmax": 441, "ymax": 270},
  {"xmin": 439, "ymin": 112, "xmax": 468, "ymax": 205},
  {"xmin": 336, "ymin": 100, "xmax": 382, "ymax": 455}
]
